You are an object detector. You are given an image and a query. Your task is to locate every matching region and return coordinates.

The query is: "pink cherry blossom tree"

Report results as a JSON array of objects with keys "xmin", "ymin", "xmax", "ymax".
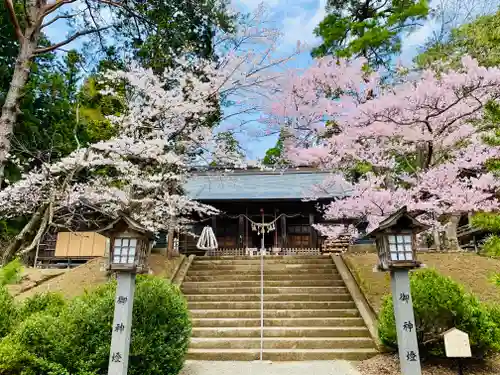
[{"xmin": 265, "ymin": 55, "xmax": 500, "ymax": 245}]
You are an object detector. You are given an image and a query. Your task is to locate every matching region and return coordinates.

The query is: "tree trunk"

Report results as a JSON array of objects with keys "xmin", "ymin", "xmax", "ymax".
[
  {"xmin": 1, "ymin": 204, "xmax": 47, "ymax": 265},
  {"xmin": 433, "ymin": 228, "xmax": 441, "ymax": 251},
  {"xmin": 445, "ymin": 214, "xmax": 460, "ymax": 251},
  {"xmin": 0, "ymin": 30, "xmax": 40, "ymax": 186},
  {"xmin": 166, "ymin": 227, "xmax": 175, "ymax": 259}
]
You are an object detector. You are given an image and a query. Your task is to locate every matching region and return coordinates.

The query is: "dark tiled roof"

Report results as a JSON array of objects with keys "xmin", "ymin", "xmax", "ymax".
[{"xmin": 184, "ymin": 170, "xmax": 352, "ymax": 200}]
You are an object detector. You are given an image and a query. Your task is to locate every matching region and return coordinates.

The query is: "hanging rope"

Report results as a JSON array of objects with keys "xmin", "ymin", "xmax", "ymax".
[
  {"xmin": 196, "ymin": 226, "xmax": 218, "ymax": 250},
  {"xmin": 223, "ymin": 212, "xmax": 303, "ymax": 227}
]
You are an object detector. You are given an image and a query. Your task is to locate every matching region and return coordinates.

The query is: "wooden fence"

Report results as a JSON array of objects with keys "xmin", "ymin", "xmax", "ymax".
[{"xmin": 204, "ymin": 247, "xmax": 321, "ymax": 256}]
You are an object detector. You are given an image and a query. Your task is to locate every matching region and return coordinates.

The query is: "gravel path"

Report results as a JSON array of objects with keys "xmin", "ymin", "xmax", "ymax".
[{"xmin": 180, "ymin": 360, "xmax": 362, "ymax": 375}]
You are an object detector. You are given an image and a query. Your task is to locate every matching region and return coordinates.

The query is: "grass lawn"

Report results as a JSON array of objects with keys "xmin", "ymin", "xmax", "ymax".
[{"xmin": 344, "ymin": 252, "xmax": 500, "ymax": 375}]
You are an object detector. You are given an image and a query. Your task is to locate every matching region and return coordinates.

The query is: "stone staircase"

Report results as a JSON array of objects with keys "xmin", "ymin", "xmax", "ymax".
[{"xmin": 181, "ymin": 255, "xmax": 377, "ymax": 361}]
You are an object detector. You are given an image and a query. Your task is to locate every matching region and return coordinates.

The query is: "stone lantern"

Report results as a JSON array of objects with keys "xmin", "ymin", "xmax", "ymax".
[
  {"xmin": 367, "ymin": 206, "xmax": 430, "ymax": 375},
  {"xmin": 368, "ymin": 206, "xmax": 430, "ymax": 272},
  {"xmin": 100, "ymin": 213, "xmax": 153, "ymax": 375}
]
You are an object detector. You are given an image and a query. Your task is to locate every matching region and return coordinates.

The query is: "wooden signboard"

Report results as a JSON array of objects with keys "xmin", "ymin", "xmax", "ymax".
[
  {"xmin": 54, "ymin": 232, "xmax": 107, "ymax": 258},
  {"xmin": 444, "ymin": 328, "xmax": 472, "ymax": 358}
]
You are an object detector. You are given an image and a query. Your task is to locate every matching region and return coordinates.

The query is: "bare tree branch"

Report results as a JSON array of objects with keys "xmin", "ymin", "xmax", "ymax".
[
  {"xmin": 42, "ymin": 0, "xmax": 78, "ymax": 18},
  {"xmin": 34, "ymin": 26, "xmax": 111, "ymax": 55},
  {"xmin": 84, "ymin": 0, "xmax": 107, "ymax": 50},
  {"xmin": 4, "ymin": 0, "xmax": 23, "ymax": 42},
  {"xmin": 41, "ymin": 11, "xmax": 86, "ymax": 29}
]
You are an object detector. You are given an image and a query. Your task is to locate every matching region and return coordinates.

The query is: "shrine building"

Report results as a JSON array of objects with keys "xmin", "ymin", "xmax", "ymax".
[{"xmin": 177, "ymin": 168, "xmax": 362, "ymax": 256}]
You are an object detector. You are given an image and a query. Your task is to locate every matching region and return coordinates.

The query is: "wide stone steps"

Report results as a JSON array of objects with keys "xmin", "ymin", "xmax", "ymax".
[
  {"xmin": 192, "ymin": 326, "xmax": 370, "ymax": 338},
  {"xmin": 184, "ymin": 273, "xmax": 341, "ymax": 281},
  {"xmin": 190, "ymin": 337, "xmax": 374, "ymax": 349},
  {"xmin": 182, "ymin": 279, "xmax": 344, "ymax": 288},
  {"xmin": 182, "ymin": 255, "xmax": 376, "ymax": 361},
  {"xmin": 193, "ymin": 258, "xmax": 333, "ymax": 265},
  {"xmin": 186, "ymin": 348, "xmax": 378, "ymax": 361},
  {"xmin": 190, "ymin": 308, "xmax": 361, "ymax": 319},
  {"xmin": 183, "ymin": 286, "xmax": 348, "ymax": 294},
  {"xmin": 185, "ymin": 293, "xmax": 353, "ymax": 302},
  {"xmin": 187, "ymin": 301, "xmax": 356, "ymax": 310},
  {"xmin": 187, "ymin": 268, "xmax": 335, "ymax": 276},
  {"xmin": 192, "ymin": 317, "xmax": 366, "ymax": 327},
  {"xmin": 189, "ymin": 263, "xmax": 335, "ymax": 270}
]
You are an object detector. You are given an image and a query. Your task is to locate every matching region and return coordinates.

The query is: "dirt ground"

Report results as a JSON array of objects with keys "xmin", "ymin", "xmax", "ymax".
[
  {"xmin": 344, "ymin": 252, "xmax": 500, "ymax": 313},
  {"xmin": 357, "ymin": 353, "xmax": 500, "ymax": 375},
  {"xmin": 16, "ymin": 257, "xmax": 109, "ymax": 300},
  {"xmin": 15, "ymin": 253, "xmax": 184, "ymax": 300},
  {"xmin": 7, "ymin": 267, "xmax": 67, "ymax": 297}
]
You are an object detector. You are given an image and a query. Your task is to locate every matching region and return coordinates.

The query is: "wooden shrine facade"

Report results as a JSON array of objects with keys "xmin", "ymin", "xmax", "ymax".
[{"xmin": 178, "ymin": 199, "xmax": 358, "ymax": 256}]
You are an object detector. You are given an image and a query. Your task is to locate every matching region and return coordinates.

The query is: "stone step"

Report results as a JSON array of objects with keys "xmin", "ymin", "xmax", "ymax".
[
  {"xmin": 190, "ymin": 337, "xmax": 374, "ymax": 350},
  {"xmin": 184, "ymin": 273, "xmax": 342, "ymax": 282},
  {"xmin": 189, "ymin": 263, "xmax": 334, "ymax": 271},
  {"xmin": 182, "ymin": 286, "xmax": 348, "ymax": 295},
  {"xmin": 192, "ymin": 317, "xmax": 366, "ymax": 327},
  {"xmin": 192, "ymin": 326, "xmax": 370, "ymax": 338},
  {"xmin": 190, "ymin": 308, "xmax": 360, "ymax": 319},
  {"xmin": 185, "ymin": 293, "xmax": 353, "ymax": 302},
  {"xmin": 192, "ymin": 258, "xmax": 333, "ymax": 265},
  {"xmin": 187, "ymin": 268, "xmax": 335, "ymax": 276},
  {"xmin": 182, "ymin": 280, "xmax": 344, "ymax": 288},
  {"xmin": 187, "ymin": 301, "xmax": 356, "ymax": 310},
  {"xmin": 186, "ymin": 348, "xmax": 377, "ymax": 361},
  {"xmin": 200, "ymin": 255, "xmax": 329, "ymax": 260}
]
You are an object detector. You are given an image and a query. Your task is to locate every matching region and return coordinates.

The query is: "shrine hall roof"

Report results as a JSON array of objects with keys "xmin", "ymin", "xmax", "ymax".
[{"xmin": 184, "ymin": 169, "xmax": 352, "ymax": 201}]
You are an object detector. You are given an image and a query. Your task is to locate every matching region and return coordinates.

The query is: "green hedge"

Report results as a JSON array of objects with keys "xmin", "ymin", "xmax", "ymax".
[
  {"xmin": 378, "ymin": 269, "xmax": 500, "ymax": 358},
  {"xmin": 0, "ymin": 287, "xmax": 17, "ymax": 340},
  {"xmin": 0, "ymin": 275, "xmax": 191, "ymax": 375}
]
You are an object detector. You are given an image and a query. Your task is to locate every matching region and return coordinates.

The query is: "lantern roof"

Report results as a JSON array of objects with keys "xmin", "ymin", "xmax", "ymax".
[
  {"xmin": 99, "ymin": 212, "xmax": 154, "ymax": 238},
  {"xmin": 366, "ymin": 206, "xmax": 431, "ymax": 238}
]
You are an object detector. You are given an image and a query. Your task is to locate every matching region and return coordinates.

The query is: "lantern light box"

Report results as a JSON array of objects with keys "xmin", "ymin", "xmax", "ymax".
[
  {"xmin": 367, "ymin": 206, "xmax": 430, "ymax": 271},
  {"xmin": 100, "ymin": 213, "xmax": 154, "ymax": 273}
]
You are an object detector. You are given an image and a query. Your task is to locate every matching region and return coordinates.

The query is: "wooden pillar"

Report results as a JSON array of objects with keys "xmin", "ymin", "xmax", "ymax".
[
  {"xmin": 238, "ymin": 215, "xmax": 244, "ymax": 248},
  {"xmin": 211, "ymin": 216, "xmax": 217, "ymax": 234},
  {"xmin": 281, "ymin": 215, "xmax": 287, "ymax": 248},
  {"xmin": 309, "ymin": 213, "xmax": 317, "ymax": 248},
  {"xmin": 274, "ymin": 209, "xmax": 278, "ymax": 248},
  {"xmin": 245, "ymin": 208, "xmax": 249, "ymax": 248}
]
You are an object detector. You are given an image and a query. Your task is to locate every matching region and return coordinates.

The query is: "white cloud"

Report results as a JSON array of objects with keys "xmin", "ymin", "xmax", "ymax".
[{"xmin": 280, "ymin": 0, "xmax": 327, "ymax": 49}]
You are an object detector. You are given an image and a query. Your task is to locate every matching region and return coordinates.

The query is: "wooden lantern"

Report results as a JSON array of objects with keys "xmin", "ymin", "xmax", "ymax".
[
  {"xmin": 367, "ymin": 206, "xmax": 430, "ymax": 271},
  {"xmin": 100, "ymin": 214, "xmax": 154, "ymax": 273}
]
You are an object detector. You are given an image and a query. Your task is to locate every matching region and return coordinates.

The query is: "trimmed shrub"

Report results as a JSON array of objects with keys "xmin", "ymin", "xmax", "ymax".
[
  {"xmin": 0, "ymin": 275, "xmax": 191, "ymax": 375},
  {"xmin": 63, "ymin": 276, "xmax": 192, "ymax": 375},
  {"xmin": 378, "ymin": 269, "xmax": 500, "ymax": 358},
  {"xmin": 480, "ymin": 234, "xmax": 500, "ymax": 257},
  {"xmin": 19, "ymin": 292, "xmax": 66, "ymax": 320},
  {"xmin": 0, "ymin": 259, "xmax": 23, "ymax": 286},
  {"xmin": 0, "ymin": 287, "xmax": 18, "ymax": 339}
]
